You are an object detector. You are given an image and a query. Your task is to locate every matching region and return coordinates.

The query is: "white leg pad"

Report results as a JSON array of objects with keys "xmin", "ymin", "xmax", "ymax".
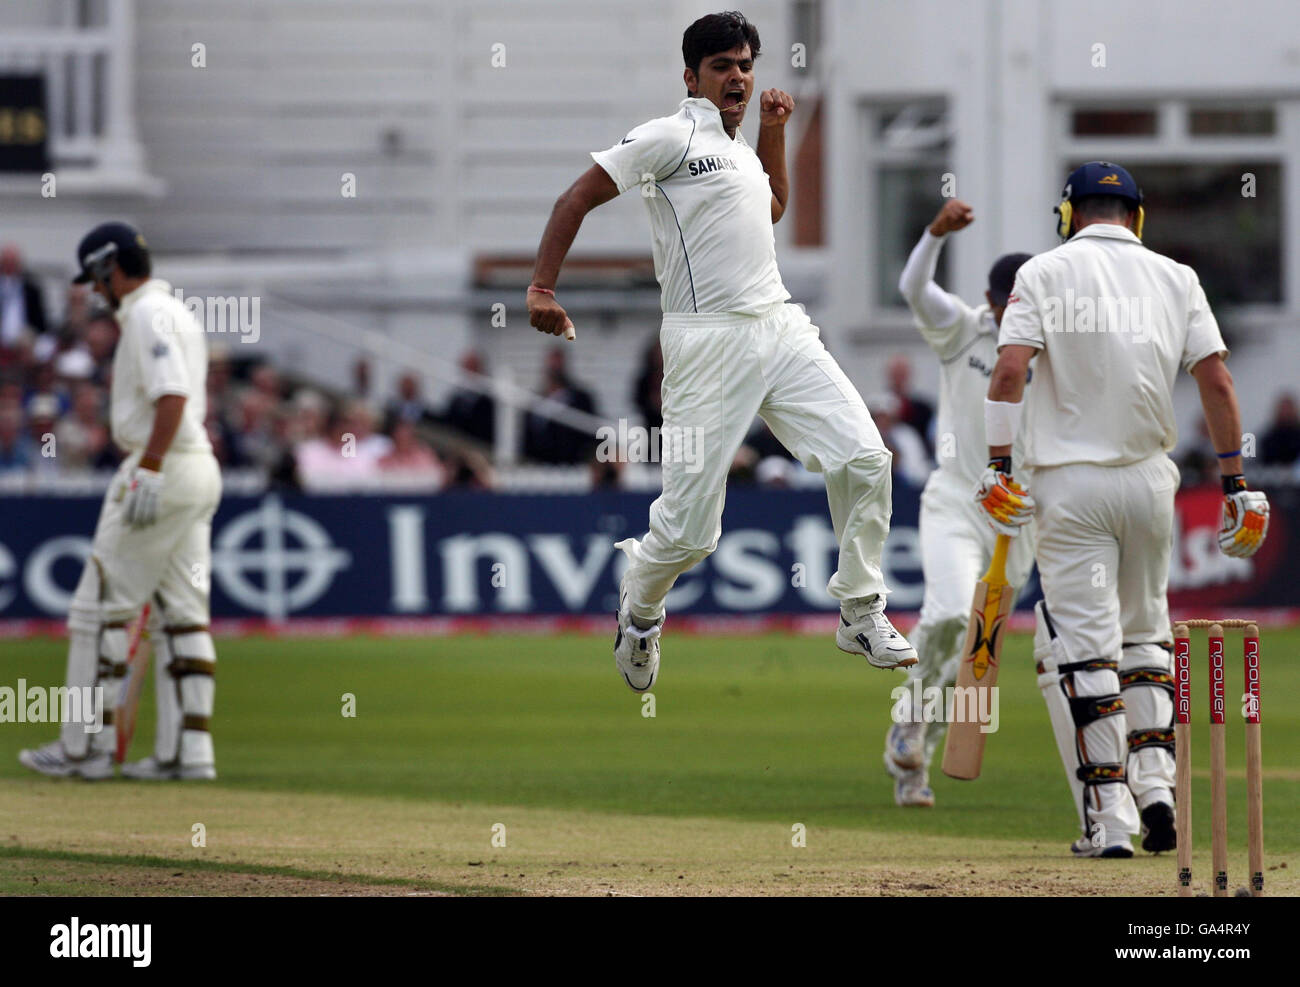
[
  {"xmin": 151, "ymin": 623, "xmax": 180, "ymax": 763},
  {"xmin": 1034, "ymin": 601, "xmax": 1139, "ymax": 843},
  {"xmin": 167, "ymin": 629, "xmax": 216, "ymax": 769},
  {"xmin": 1120, "ymin": 642, "xmax": 1176, "ymax": 811}
]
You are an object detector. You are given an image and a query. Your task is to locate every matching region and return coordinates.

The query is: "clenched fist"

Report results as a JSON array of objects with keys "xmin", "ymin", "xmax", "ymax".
[
  {"xmin": 759, "ymin": 89, "xmax": 794, "ymax": 127},
  {"xmin": 527, "ymin": 288, "xmax": 575, "ymax": 340},
  {"xmin": 930, "ymin": 199, "xmax": 975, "ymax": 237}
]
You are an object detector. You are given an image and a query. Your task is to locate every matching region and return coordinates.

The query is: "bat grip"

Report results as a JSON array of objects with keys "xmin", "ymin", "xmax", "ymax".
[{"xmin": 984, "ymin": 533, "xmax": 1010, "ymax": 585}]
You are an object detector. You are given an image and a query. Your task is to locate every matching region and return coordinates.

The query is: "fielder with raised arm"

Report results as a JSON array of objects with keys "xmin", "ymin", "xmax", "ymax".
[
  {"xmin": 979, "ymin": 162, "xmax": 1270, "ymax": 857},
  {"xmin": 19, "ymin": 222, "xmax": 222, "ymax": 782},
  {"xmin": 528, "ymin": 11, "xmax": 916, "ymax": 691},
  {"xmin": 883, "ymin": 199, "xmax": 1035, "ymax": 807}
]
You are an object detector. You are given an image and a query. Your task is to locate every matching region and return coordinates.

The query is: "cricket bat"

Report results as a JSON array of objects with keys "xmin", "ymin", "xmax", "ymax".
[
  {"xmin": 941, "ymin": 533, "xmax": 1014, "ymax": 780},
  {"xmin": 114, "ymin": 603, "xmax": 152, "ymax": 764}
]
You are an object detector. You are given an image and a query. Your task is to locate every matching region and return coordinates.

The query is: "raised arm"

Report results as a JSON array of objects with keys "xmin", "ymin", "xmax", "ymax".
[
  {"xmin": 899, "ymin": 200, "xmax": 975, "ymax": 346},
  {"xmin": 755, "ymin": 88, "xmax": 793, "ymax": 224},
  {"xmin": 528, "ymin": 164, "xmax": 620, "ymax": 336}
]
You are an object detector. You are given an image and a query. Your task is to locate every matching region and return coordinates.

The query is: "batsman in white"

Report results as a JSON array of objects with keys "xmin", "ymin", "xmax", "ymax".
[
  {"xmin": 528, "ymin": 12, "xmax": 916, "ymax": 689},
  {"xmin": 884, "ymin": 199, "xmax": 1036, "ymax": 807},
  {"xmin": 19, "ymin": 222, "xmax": 222, "ymax": 781},
  {"xmin": 980, "ymin": 162, "xmax": 1270, "ymax": 857}
]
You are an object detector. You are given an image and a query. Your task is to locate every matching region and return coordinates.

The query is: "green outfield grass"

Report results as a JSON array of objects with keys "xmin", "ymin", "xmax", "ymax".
[{"xmin": 0, "ymin": 629, "xmax": 1296, "ymax": 895}]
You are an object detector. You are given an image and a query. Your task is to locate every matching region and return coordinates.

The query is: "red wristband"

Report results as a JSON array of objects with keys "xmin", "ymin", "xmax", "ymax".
[{"xmin": 528, "ymin": 285, "xmax": 555, "ymax": 296}]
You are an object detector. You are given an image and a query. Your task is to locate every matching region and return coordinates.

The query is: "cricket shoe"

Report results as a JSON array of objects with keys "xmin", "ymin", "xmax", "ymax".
[
  {"xmin": 18, "ymin": 741, "xmax": 114, "ymax": 780},
  {"xmin": 1140, "ymin": 801, "xmax": 1177, "ymax": 854},
  {"xmin": 884, "ymin": 720, "xmax": 926, "ymax": 771},
  {"xmin": 836, "ymin": 595, "xmax": 918, "ymax": 669},
  {"xmin": 120, "ymin": 756, "xmax": 216, "ymax": 781},
  {"xmin": 892, "ymin": 773, "xmax": 935, "ymax": 808},
  {"xmin": 613, "ymin": 589, "xmax": 662, "ymax": 693},
  {"xmin": 1070, "ymin": 836, "xmax": 1134, "ymax": 858}
]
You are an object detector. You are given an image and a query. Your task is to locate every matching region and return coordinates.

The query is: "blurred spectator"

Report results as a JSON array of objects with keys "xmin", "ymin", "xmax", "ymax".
[
  {"xmin": 590, "ymin": 453, "xmax": 623, "ymax": 490},
  {"xmin": 54, "ymin": 346, "xmax": 97, "ymax": 386},
  {"xmin": 25, "ymin": 394, "xmax": 60, "ymax": 476},
  {"xmin": 632, "ymin": 336, "xmax": 664, "ymax": 433},
  {"xmin": 82, "ymin": 315, "xmax": 119, "ymax": 387},
  {"xmin": 352, "ymin": 357, "xmax": 372, "ymax": 402},
  {"xmin": 205, "ymin": 405, "xmax": 235, "ymax": 467},
  {"xmin": 54, "ymin": 382, "xmax": 114, "ymax": 471},
  {"xmin": 868, "ymin": 392, "xmax": 931, "ymax": 488},
  {"xmin": 229, "ymin": 387, "xmax": 282, "ymax": 471},
  {"xmin": 386, "ymin": 372, "xmax": 435, "ymax": 431},
  {"xmin": 746, "ymin": 419, "xmax": 795, "ymax": 461},
  {"xmin": 0, "ymin": 244, "xmax": 47, "ymax": 353},
  {"xmin": 340, "ymin": 399, "xmax": 392, "ymax": 461},
  {"xmin": 249, "ymin": 362, "xmax": 283, "ymax": 403},
  {"xmin": 887, "ymin": 354, "xmax": 935, "ymax": 455},
  {"xmin": 442, "ymin": 447, "xmax": 495, "ymax": 489},
  {"xmin": 207, "ymin": 344, "xmax": 234, "ymax": 418},
  {"xmin": 1260, "ymin": 392, "xmax": 1300, "ymax": 466},
  {"xmin": 0, "ymin": 402, "xmax": 32, "ymax": 472},
  {"xmin": 295, "ymin": 397, "xmax": 392, "ymax": 491},
  {"xmin": 756, "ymin": 455, "xmax": 796, "ymax": 487},
  {"xmin": 60, "ymin": 285, "xmax": 92, "ymax": 339},
  {"xmin": 378, "ymin": 419, "xmax": 446, "ymax": 489},
  {"xmin": 1178, "ymin": 418, "xmax": 1219, "ymax": 488},
  {"xmin": 443, "ymin": 350, "xmax": 495, "ymax": 445},
  {"xmin": 728, "ymin": 443, "xmax": 759, "ymax": 483},
  {"xmin": 523, "ymin": 348, "xmax": 597, "ymax": 464},
  {"xmin": 25, "ymin": 361, "xmax": 68, "ymax": 417}
]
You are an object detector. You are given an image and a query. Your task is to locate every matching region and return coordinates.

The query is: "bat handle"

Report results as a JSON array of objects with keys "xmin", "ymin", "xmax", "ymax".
[
  {"xmin": 564, "ymin": 319, "xmax": 576, "ymax": 341},
  {"xmin": 984, "ymin": 533, "xmax": 1010, "ymax": 584}
]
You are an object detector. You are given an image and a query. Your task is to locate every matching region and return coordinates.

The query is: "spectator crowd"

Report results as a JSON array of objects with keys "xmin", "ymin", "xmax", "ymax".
[{"xmin": 3, "ymin": 241, "xmax": 1300, "ymax": 493}]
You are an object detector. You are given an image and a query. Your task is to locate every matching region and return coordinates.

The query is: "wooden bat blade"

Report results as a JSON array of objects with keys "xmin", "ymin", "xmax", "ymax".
[
  {"xmin": 114, "ymin": 605, "xmax": 152, "ymax": 764},
  {"xmin": 942, "ymin": 535, "xmax": 1014, "ymax": 780}
]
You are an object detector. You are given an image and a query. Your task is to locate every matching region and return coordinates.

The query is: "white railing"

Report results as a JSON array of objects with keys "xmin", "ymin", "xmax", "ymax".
[{"xmin": 0, "ymin": 1, "xmax": 144, "ymax": 176}]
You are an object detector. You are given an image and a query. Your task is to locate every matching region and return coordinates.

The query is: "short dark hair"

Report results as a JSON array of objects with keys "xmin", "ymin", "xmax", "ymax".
[
  {"xmin": 1073, "ymin": 194, "xmax": 1135, "ymax": 221},
  {"xmin": 682, "ymin": 11, "xmax": 761, "ymax": 76},
  {"xmin": 115, "ymin": 244, "xmax": 151, "ymax": 278}
]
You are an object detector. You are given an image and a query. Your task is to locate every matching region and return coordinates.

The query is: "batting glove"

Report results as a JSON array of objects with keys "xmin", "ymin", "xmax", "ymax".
[
  {"xmin": 123, "ymin": 466, "xmax": 163, "ymax": 528},
  {"xmin": 1218, "ymin": 476, "xmax": 1269, "ymax": 558},
  {"xmin": 975, "ymin": 457, "xmax": 1035, "ymax": 536}
]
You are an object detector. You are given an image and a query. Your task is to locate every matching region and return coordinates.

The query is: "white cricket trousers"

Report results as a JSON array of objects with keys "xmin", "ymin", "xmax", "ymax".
[
  {"xmin": 618, "ymin": 303, "xmax": 893, "ymax": 621},
  {"xmin": 62, "ymin": 448, "xmax": 221, "ymax": 761},
  {"xmin": 902, "ymin": 468, "xmax": 1036, "ymax": 763},
  {"xmin": 1032, "ymin": 454, "xmax": 1181, "ymax": 840}
]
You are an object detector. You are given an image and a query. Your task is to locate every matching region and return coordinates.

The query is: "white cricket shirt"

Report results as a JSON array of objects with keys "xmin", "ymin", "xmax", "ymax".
[
  {"xmin": 591, "ymin": 97, "xmax": 790, "ymax": 316},
  {"xmin": 110, "ymin": 278, "xmax": 212, "ymax": 455},
  {"xmin": 898, "ymin": 230, "xmax": 1029, "ymax": 485},
  {"xmin": 998, "ymin": 224, "xmax": 1228, "ymax": 469}
]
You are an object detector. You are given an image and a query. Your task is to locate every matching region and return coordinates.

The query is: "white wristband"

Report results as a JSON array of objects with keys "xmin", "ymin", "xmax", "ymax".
[{"xmin": 984, "ymin": 398, "xmax": 1023, "ymax": 447}]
